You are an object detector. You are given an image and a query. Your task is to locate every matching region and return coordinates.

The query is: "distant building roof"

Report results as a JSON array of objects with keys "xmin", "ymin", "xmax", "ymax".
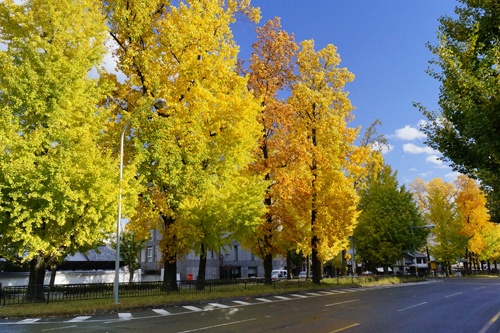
[{"xmin": 65, "ymin": 245, "xmax": 119, "ymax": 262}]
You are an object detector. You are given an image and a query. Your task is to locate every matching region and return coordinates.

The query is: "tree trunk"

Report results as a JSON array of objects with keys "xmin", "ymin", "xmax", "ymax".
[
  {"xmin": 426, "ymin": 246, "xmax": 432, "ymax": 274},
  {"xmin": 161, "ymin": 214, "xmax": 178, "ymax": 291},
  {"xmin": 163, "ymin": 258, "xmax": 178, "ymax": 292},
  {"xmin": 306, "ymin": 254, "xmax": 311, "ymax": 279},
  {"xmin": 311, "ymin": 235, "xmax": 321, "ymax": 284},
  {"xmin": 263, "ymin": 252, "xmax": 273, "ymax": 285},
  {"xmin": 196, "ymin": 243, "xmax": 207, "ymax": 290},
  {"xmin": 49, "ymin": 263, "xmax": 57, "ymax": 288},
  {"xmin": 286, "ymin": 250, "xmax": 292, "ymax": 280},
  {"xmin": 26, "ymin": 253, "xmax": 47, "ymax": 302},
  {"xmin": 129, "ymin": 268, "xmax": 135, "ymax": 283},
  {"xmin": 341, "ymin": 250, "xmax": 347, "ymax": 276}
]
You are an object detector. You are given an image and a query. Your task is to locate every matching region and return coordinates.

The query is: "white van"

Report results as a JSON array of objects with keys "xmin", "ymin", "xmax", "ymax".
[{"xmin": 271, "ymin": 269, "xmax": 288, "ymax": 281}]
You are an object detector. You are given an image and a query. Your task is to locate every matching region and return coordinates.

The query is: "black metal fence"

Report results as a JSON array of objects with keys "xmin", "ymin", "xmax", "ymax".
[{"xmin": 0, "ymin": 275, "xmax": 421, "ymax": 306}]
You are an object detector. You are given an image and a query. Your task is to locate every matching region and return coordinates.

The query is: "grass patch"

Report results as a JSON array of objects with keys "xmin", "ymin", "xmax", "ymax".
[{"xmin": 0, "ymin": 276, "xmax": 425, "ymax": 318}]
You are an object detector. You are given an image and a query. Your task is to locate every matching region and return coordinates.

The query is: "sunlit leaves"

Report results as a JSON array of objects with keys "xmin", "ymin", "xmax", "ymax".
[{"xmin": 0, "ymin": 0, "xmax": 123, "ymax": 263}]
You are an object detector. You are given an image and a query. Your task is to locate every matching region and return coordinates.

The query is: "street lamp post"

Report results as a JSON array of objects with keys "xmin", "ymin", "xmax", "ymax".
[
  {"xmin": 114, "ymin": 98, "xmax": 166, "ymax": 304},
  {"xmin": 410, "ymin": 225, "xmax": 435, "ymax": 277}
]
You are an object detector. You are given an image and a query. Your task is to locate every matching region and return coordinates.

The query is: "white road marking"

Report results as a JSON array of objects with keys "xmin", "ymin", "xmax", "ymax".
[
  {"xmin": 19, "ymin": 318, "xmax": 41, "ymax": 323},
  {"xmin": 445, "ymin": 292, "xmax": 463, "ymax": 298},
  {"xmin": 325, "ymin": 299, "xmax": 359, "ymax": 307},
  {"xmin": 41, "ymin": 325, "xmax": 77, "ymax": 331},
  {"xmin": 176, "ymin": 318, "xmax": 257, "ymax": 333},
  {"xmin": 207, "ymin": 303, "xmax": 229, "ymax": 308},
  {"xmin": 305, "ymin": 292, "xmax": 322, "ymax": 296},
  {"xmin": 397, "ymin": 302, "xmax": 428, "ymax": 312},
  {"xmin": 232, "ymin": 300, "xmax": 252, "ymax": 305},
  {"xmin": 256, "ymin": 298, "xmax": 273, "ymax": 302},
  {"xmin": 66, "ymin": 316, "xmax": 92, "ymax": 322},
  {"xmin": 290, "ymin": 294, "xmax": 308, "ymax": 298},
  {"xmin": 274, "ymin": 296, "xmax": 292, "ymax": 300},
  {"xmin": 183, "ymin": 305, "xmax": 202, "ymax": 312},
  {"xmin": 152, "ymin": 309, "xmax": 172, "ymax": 315},
  {"xmin": 118, "ymin": 313, "xmax": 132, "ymax": 320}
]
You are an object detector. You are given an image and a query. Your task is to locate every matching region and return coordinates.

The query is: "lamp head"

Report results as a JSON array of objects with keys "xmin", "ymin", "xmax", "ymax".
[{"xmin": 153, "ymin": 98, "xmax": 167, "ymax": 109}]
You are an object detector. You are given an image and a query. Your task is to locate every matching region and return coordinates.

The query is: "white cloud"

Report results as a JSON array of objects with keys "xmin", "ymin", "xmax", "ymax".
[
  {"xmin": 371, "ymin": 142, "xmax": 394, "ymax": 155},
  {"xmin": 419, "ymin": 171, "xmax": 433, "ymax": 178},
  {"xmin": 445, "ymin": 172, "xmax": 461, "ymax": 181},
  {"xmin": 403, "ymin": 143, "xmax": 437, "ymax": 155},
  {"xmin": 392, "ymin": 125, "xmax": 426, "ymax": 141},
  {"xmin": 426, "ymin": 155, "xmax": 443, "ymax": 166},
  {"xmin": 409, "ymin": 168, "xmax": 417, "ymax": 172}
]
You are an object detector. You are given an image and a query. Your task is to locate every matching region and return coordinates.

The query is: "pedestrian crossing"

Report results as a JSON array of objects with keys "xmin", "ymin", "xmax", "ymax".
[{"xmin": 1, "ymin": 280, "xmax": 441, "ymax": 326}]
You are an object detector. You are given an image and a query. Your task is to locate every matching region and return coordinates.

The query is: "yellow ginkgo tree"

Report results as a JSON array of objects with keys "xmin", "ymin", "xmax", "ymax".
[
  {"xmin": 0, "ymin": 0, "xmax": 124, "ymax": 301},
  {"xmin": 102, "ymin": 0, "xmax": 263, "ymax": 289},
  {"xmin": 288, "ymin": 40, "xmax": 369, "ymax": 284}
]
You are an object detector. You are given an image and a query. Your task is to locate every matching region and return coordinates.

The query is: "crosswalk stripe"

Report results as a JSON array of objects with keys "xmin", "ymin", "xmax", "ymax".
[
  {"xmin": 67, "ymin": 316, "xmax": 92, "ymax": 322},
  {"xmin": 183, "ymin": 305, "xmax": 202, "ymax": 312},
  {"xmin": 256, "ymin": 298, "xmax": 273, "ymax": 303},
  {"xmin": 305, "ymin": 292, "xmax": 322, "ymax": 296},
  {"xmin": 19, "ymin": 318, "xmax": 41, "ymax": 323},
  {"xmin": 232, "ymin": 300, "xmax": 252, "ymax": 305},
  {"xmin": 208, "ymin": 303, "xmax": 229, "ymax": 308},
  {"xmin": 274, "ymin": 296, "xmax": 292, "ymax": 300},
  {"xmin": 152, "ymin": 309, "xmax": 171, "ymax": 316},
  {"xmin": 118, "ymin": 313, "xmax": 132, "ymax": 320},
  {"xmin": 290, "ymin": 294, "xmax": 308, "ymax": 298}
]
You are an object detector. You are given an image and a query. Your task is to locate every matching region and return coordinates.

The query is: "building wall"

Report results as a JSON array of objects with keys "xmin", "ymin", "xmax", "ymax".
[{"xmin": 139, "ymin": 231, "xmax": 286, "ymax": 280}]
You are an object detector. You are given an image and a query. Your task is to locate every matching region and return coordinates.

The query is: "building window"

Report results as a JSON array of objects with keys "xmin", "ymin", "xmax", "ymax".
[
  {"xmin": 234, "ymin": 245, "xmax": 238, "ymax": 261},
  {"xmin": 147, "ymin": 247, "xmax": 153, "ymax": 262},
  {"xmin": 251, "ymin": 253, "xmax": 255, "ymax": 261},
  {"xmin": 211, "ymin": 250, "xmax": 215, "ymax": 259},
  {"xmin": 416, "ymin": 258, "xmax": 422, "ymax": 264}
]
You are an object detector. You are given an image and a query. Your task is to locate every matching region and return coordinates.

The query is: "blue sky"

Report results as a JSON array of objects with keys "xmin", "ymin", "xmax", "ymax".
[{"xmin": 232, "ymin": 0, "xmax": 460, "ymax": 186}]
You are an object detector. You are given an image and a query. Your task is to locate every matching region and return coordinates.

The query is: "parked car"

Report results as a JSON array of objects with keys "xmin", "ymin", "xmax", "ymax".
[
  {"xmin": 299, "ymin": 271, "xmax": 312, "ymax": 279},
  {"xmin": 271, "ymin": 269, "xmax": 288, "ymax": 281}
]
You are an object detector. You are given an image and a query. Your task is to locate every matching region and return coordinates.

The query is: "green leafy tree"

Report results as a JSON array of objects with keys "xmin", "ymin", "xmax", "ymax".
[
  {"xmin": 419, "ymin": 0, "xmax": 500, "ymax": 221},
  {"xmin": 111, "ymin": 230, "xmax": 147, "ymax": 283},
  {"xmin": 354, "ymin": 165, "xmax": 425, "ymax": 274},
  {"xmin": 0, "ymin": 0, "xmax": 125, "ymax": 301},
  {"xmin": 177, "ymin": 174, "xmax": 267, "ymax": 289}
]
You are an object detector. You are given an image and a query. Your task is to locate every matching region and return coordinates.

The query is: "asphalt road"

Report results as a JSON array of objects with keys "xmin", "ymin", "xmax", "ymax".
[{"xmin": 2, "ymin": 278, "xmax": 500, "ymax": 333}]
